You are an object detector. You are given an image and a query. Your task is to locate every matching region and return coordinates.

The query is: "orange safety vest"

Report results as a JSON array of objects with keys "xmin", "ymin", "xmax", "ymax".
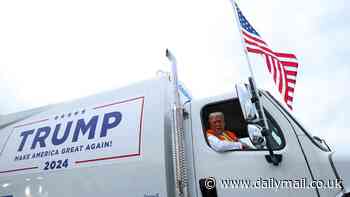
[{"xmin": 206, "ymin": 129, "xmax": 239, "ymax": 142}]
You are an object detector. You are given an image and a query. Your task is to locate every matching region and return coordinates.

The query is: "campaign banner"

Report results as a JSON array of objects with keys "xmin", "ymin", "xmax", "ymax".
[{"xmin": 0, "ymin": 96, "xmax": 144, "ymax": 176}]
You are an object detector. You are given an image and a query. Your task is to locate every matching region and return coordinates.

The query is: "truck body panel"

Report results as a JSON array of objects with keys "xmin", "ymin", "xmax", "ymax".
[{"xmin": 0, "ymin": 77, "xmax": 172, "ymax": 197}]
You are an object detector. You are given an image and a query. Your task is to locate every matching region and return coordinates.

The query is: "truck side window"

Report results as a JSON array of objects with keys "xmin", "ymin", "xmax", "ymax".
[{"xmin": 201, "ymin": 99, "xmax": 285, "ymax": 151}]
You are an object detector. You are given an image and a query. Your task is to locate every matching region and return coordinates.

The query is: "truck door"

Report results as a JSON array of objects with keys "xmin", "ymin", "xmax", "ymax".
[{"xmin": 190, "ymin": 95, "xmax": 318, "ymax": 197}]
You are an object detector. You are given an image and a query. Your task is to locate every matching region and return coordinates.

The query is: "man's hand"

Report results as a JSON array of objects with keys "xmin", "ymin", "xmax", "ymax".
[
  {"xmin": 234, "ymin": 139, "xmax": 250, "ymax": 150},
  {"xmin": 241, "ymin": 142, "xmax": 250, "ymax": 150}
]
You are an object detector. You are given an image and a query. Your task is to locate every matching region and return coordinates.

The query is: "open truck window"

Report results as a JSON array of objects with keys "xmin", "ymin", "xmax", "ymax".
[{"xmin": 201, "ymin": 98, "xmax": 286, "ymax": 151}]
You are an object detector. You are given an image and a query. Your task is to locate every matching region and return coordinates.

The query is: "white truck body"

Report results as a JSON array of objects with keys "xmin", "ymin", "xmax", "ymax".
[{"xmin": 0, "ymin": 76, "xmax": 348, "ymax": 197}]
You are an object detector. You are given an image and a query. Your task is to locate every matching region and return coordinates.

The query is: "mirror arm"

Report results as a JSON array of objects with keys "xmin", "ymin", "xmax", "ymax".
[
  {"xmin": 261, "ymin": 127, "xmax": 283, "ymax": 165},
  {"xmin": 248, "ymin": 77, "xmax": 282, "ymax": 166}
]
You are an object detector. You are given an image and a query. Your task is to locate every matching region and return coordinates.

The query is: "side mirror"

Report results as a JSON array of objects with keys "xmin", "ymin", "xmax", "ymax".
[
  {"xmin": 247, "ymin": 124, "xmax": 266, "ymax": 149},
  {"xmin": 235, "ymin": 84, "xmax": 259, "ymax": 122}
]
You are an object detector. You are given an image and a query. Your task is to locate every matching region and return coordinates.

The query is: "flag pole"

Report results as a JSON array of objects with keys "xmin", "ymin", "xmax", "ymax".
[
  {"xmin": 230, "ymin": 0, "xmax": 283, "ymax": 165},
  {"xmin": 230, "ymin": 0, "xmax": 255, "ymax": 83},
  {"xmin": 229, "ymin": 0, "xmax": 269, "ymax": 130}
]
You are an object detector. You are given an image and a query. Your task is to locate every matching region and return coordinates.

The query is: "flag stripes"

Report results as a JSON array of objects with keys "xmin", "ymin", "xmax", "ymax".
[{"xmin": 235, "ymin": 3, "xmax": 299, "ymax": 110}]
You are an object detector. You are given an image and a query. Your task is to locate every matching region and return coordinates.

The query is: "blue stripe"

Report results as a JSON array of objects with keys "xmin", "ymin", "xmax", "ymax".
[{"xmin": 178, "ymin": 84, "xmax": 192, "ymax": 101}]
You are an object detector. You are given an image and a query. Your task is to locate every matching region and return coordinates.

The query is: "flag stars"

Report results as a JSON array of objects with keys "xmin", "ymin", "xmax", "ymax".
[
  {"xmin": 236, "ymin": 4, "xmax": 260, "ymax": 36},
  {"xmin": 54, "ymin": 109, "xmax": 87, "ymax": 120}
]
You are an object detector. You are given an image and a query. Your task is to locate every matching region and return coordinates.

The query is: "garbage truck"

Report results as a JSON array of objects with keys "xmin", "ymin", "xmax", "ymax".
[{"xmin": 0, "ymin": 71, "xmax": 349, "ymax": 197}]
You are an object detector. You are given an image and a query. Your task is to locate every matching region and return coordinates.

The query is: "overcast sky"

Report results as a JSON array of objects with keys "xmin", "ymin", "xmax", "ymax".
[{"xmin": 0, "ymin": 0, "xmax": 349, "ymax": 153}]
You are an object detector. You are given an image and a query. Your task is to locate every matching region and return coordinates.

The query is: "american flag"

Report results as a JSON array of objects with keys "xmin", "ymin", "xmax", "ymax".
[{"xmin": 235, "ymin": 3, "xmax": 299, "ymax": 110}]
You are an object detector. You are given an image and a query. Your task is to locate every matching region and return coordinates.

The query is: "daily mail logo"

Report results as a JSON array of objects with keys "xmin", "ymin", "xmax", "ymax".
[{"xmin": 0, "ymin": 96, "xmax": 144, "ymax": 175}]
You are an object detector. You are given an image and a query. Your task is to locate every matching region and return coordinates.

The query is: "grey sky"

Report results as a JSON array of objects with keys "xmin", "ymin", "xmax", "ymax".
[{"xmin": 0, "ymin": 0, "xmax": 349, "ymax": 152}]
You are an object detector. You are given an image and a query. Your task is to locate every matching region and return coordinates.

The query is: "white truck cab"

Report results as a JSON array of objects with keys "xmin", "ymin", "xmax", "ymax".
[{"xmin": 0, "ymin": 75, "xmax": 348, "ymax": 197}]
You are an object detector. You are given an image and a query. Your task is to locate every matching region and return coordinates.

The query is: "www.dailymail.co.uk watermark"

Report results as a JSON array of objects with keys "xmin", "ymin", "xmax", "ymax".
[{"xmin": 204, "ymin": 177, "xmax": 342, "ymax": 190}]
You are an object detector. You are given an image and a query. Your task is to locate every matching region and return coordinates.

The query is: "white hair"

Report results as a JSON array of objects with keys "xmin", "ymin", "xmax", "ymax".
[{"xmin": 208, "ymin": 112, "xmax": 225, "ymax": 120}]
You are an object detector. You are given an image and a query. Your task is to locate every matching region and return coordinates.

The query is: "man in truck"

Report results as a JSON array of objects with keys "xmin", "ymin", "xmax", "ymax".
[{"xmin": 206, "ymin": 112, "xmax": 249, "ymax": 152}]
